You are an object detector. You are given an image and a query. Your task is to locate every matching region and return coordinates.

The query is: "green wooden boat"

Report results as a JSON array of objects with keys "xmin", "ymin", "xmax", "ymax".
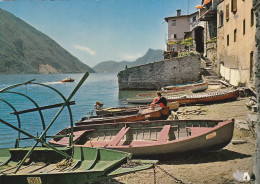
[
  {"xmin": 0, "ymin": 72, "xmax": 157, "ymax": 184},
  {"xmin": 0, "ymin": 146, "xmax": 155, "ymax": 184}
]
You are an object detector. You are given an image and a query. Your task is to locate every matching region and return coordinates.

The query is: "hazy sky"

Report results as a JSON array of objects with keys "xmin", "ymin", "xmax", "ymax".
[{"xmin": 0, "ymin": 0, "xmax": 201, "ymax": 67}]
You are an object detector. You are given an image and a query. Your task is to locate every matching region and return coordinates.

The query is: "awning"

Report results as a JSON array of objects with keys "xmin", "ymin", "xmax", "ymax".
[
  {"xmin": 196, "ymin": 5, "xmax": 204, "ymax": 9},
  {"xmin": 203, "ymin": 0, "xmax": 211, "ymax": 5}
]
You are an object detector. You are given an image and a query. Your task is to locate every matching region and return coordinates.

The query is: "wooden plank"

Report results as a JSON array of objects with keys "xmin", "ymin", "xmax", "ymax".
[
  {"xmin": 33, "ymin": 164, "xmax": 57, "ymax": 174},
  {"xmin": 157, "ymin": 125, "xmax": 171, "ymax": 143},
  {"xmin": 108, "ymin": 127, "xmax": 130, "ymax": 146},
  {"xmin": 17, "ymin": 163, "xmax": 46, "ymax": 174},
  {"xmin": 55, "ymin": 129, "xmax": 95, "ymax": 145}
]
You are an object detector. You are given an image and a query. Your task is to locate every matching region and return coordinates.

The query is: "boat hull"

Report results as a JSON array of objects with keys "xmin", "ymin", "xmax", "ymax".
[
  {"xmin": 0, "ymin": 147, "xmax": 154, "ymax": 184},
  {"xmin": 167, "ymin": 89, "xmax": 239, "ymax": 104},
  {"xmin": 127, "ymin": 89, "xmax": 239, "ymax": 105},
  {"xmin": 164, "ymin": 79, "xmax": 208, "ymax": 93},
  {"xmin": 110, "ymin": 120, "xmax": 234, "ymax": 156},
  {"xmin": 60, "ymin": 78, "xmax": 75, "ymax": 82},
  {"xmin": 50, "ymin": 120, "xmax": 234, "ymax": 156},
  {"xmin": 76, "ymin": 107, "xmax": 172, "ymax": 125}
]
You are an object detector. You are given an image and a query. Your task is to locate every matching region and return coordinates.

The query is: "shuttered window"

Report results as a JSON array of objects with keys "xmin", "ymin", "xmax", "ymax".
[
  {"xmin": 251, "ymin": 9, "xmax": 254, "ymax": 27},
  {"xmin": 234, "ymin": 29, "xmax": 237, "ymax": 42},
  {"xmin": 231, "ymin": 0, "xmax": 237, "ymax": 13},
  {"xmin": 243, "ymin": 19, "xmax": 245, "ymax": 35},
  {"xmin": 226, "ymin": 4, "xmax": 229, "ymax": 21}
]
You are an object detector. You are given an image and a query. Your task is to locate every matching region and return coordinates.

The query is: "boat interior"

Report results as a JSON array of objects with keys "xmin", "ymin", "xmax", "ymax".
[
  {"xmin": 0, "ymin": 146, "xmax": 128, "ymax": 175},
  {"xmin": 50, "ymin": 120, "xmax": 224, "ymax": 148}
]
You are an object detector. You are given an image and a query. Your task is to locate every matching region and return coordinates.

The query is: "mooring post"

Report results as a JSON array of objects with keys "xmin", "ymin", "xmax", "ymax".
[{"xmin": 254, "ymin": 1, "xmax": 260, "ymax": 183}]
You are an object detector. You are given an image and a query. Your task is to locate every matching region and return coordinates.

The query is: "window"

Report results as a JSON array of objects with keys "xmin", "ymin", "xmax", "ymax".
[
  {"xmin": 243, "ymin": 19, "xmax": 246, "ymax": 35},
  {"xmin": 174, "ymin": 34, "xmax": 177, "ymax": 39},
  {"xmin": 219, "ymin": 10, "xmax": 224, "ymax": 27},
  {"xmin": 234, "ymin": 29, "xmax": 237, "ymax": 42},
  {"xmin": 251, "ymin": 9, "xmax": 254, "ymax": 27},
  {"xmin": 193, "ymin": 16, "xmax": 196, "ymax": 22},
  {"xmin": 231, "ymin": 0, "xmax": 237, "ymax": 13},
  {"xmin": 250, "ymin": 51, "xmax": 254, "ymax": 80},
  {"xmin": 227, "ymin": 35, "xmax": 229, "ymax": 46},
  {"xmin": 226, "ymin": 4, "xmax": 229, "ymax": 21},
  {"xmin": 172, "ymin": 20, "xmax": 176, "ymax": 26}
]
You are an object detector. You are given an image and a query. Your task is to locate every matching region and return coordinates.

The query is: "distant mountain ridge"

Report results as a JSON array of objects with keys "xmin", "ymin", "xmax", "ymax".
[
  {"xmin": 93, "ymin": 49, "xmax": 164, "ymax": 73},
  {"xmin": 0, "ymin": 8, "xmax": 95, "ymax": 74}
]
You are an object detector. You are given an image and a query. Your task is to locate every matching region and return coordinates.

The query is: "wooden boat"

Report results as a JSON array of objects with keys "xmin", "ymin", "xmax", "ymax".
[
  {"xmin": 60, "ymin": 78, "xmax": 75, "ymax": 82},
  {"xmin": 0, "ymin": 73, "xmax": 157, "ymax": 184},
  {"xmin": 76, "ymin": 102, "xmax": 179, "ymax": 126},
  {"xmin": 127, "ymin": 88, "xmax": 239, "ymax": 105},
  {"xmin": 49, "ymin": 119, "xmax": 234, "ymax": 156},
  {"xmin": 162, "ymin": 75, "xmax": 208, "ymax": 92},
  {"xmin": 0, "ymin": 146, "xmax": 156, "ymax": 184},
  {"xmin": 95, "ymin": 105, "xmax": 147, "ymax": 116},
  {"xmin": 135, "ymin": 76, "xmax": 207, "ymax": 98},
  {"xmin": 136, "ymin": 89, "xmax": 193, "ymax": 98},
  {"xmin": 166, "ymin": 88, "xmax": 239, "ymax": 105}
]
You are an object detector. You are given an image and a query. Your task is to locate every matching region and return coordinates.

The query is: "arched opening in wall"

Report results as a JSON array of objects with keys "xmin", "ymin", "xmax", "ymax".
[{"xmin": 194, "ymin": 26, "xmax": 204, "ymax": 54}]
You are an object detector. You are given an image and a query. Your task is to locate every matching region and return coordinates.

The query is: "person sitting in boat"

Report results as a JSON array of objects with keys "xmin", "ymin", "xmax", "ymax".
[
  {"xmin": 94, "ymin": 101, "xmax": 103, "ymax": 110},
  {"xmin": 150, "ymin": 92, "xmax": 167, "ymax": 109}
]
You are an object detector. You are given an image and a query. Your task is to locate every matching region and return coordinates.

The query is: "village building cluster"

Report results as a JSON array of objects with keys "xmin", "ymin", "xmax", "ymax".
[{"xmin": 165, "ymin": 0, "xmax": 256, "ymax": 89}]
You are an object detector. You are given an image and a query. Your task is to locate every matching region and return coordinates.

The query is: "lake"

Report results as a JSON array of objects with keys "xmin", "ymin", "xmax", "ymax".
[{"xmin": 0, "ymin": 73, "xmax": 147, "ymax": 148}]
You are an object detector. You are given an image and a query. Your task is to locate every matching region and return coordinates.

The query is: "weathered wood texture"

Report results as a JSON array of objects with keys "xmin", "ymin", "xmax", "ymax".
[{"xmin": 254, "ymin": 0, "xmax": 260, "ymax": 183}]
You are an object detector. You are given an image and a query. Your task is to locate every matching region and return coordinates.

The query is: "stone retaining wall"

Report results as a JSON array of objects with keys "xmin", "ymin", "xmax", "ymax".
[
  {"xmin": 117, "ymin": 54, "xmax": 201, "ymax": 90},
  {"xmin": 254, "ymin": 0, "xmax": 260, "ymax": 182}
]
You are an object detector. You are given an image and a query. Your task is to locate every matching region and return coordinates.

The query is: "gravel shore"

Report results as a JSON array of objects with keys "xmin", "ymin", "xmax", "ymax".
[{"xmin": 94, "ymin": 91, "xmax": 256, "ymax": 184}]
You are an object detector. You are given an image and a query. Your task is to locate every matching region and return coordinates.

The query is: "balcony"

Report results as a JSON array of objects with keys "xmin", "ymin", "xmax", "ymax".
[{"xmin": 199, "ymin": 0, "xmax": 217, "ymax": 21}]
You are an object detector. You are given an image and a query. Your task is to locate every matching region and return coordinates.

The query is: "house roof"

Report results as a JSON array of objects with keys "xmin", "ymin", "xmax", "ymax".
[{"xmin": 164, "ymin": 11, "xmax": 199, "ymax": 22}]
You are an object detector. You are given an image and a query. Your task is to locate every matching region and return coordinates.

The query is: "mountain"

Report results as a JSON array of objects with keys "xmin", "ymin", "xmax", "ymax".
[
  {"xmin": 0, "ymin": 8, "xmax": 95, "ymax": 74},
  {"xmin": 93, "ymin": 48, "xmax": 164, "ymax": 73}
]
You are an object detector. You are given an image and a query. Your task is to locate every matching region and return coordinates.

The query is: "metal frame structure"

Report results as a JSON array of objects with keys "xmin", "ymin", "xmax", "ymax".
[{"xmin": 0, "ymin": 72, "xmax": 89, "ymax": 173}]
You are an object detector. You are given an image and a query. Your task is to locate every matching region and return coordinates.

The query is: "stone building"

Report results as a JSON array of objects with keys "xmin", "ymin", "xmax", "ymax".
[
  {"xmin": 253, "ymin": 0, "xmax": 260, "ymax": 182},
  {"xmin": 198, "ymin": 0, "xmax": 256, "ymax": 87},
  {"xmin": 217, "ymin": 0, "xmax": 256, "ymax": 87},
  {"xmin": 164, "ymin": 10, "xmax": 205, "ymax": 54},
  {"xmin": 198, "ymin": 0, "xmax": 218, "ymax": 67}
]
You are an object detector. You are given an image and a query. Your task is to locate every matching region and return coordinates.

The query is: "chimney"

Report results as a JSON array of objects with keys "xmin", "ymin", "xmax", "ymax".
[{"xmin": 177, "ymin": 9, "xmax": 181, "ymax": 16}]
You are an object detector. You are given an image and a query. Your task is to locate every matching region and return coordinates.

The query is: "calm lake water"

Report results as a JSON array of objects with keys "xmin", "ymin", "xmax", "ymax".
[{"xmin": 0, "ymin": 73, "xmax": 145, "ymax": 148}]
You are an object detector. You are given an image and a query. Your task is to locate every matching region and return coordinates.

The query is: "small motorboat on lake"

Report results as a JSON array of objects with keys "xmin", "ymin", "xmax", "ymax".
[
  {"xmin": 49, "ymin": 119, "xmax": 234, "ymax": 156},
  {"xmin": 60, "ymin": 78, "xmax": 75, "ymax": 82}
]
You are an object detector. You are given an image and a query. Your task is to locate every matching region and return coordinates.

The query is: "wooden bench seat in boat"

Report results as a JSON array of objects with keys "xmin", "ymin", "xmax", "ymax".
[
  {"xmin": 157, "ymin": 125, "xmax": 171, "ymax": 143},
  {"xmin": 157, "ymin": 125, "xmax": 179, "ymax": 143},
  {"xmin": 55, "ymin": 129, "xmax": 95, "ymax": 145},
  {"xmin": 108, "ymin": 127, "xmax": 130, "ymax": 146}
]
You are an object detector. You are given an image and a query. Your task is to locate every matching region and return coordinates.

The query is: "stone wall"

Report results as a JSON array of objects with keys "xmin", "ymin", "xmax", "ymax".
[
  {"xmin": 205, "ymin": 41, "xmax": 218, "ymax": 73},
  {"xmin": 117, "ymin": 54, "xmax": 201, "ymax": 90},
  {"xmin": 254, "ymin": 0, "xmax": 260, "ymax": 182}
]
